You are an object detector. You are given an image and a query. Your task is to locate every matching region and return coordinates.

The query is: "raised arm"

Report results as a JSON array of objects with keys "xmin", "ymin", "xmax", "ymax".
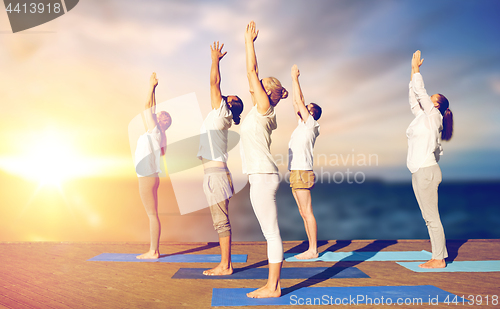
[
  {"xmin": 210, "ymin": 41, "xmax": 227, "ymax": 110},
  {"xmin": 409, "ymin": 82, "xmax": 420, "ymax": 116},
  {"xmin": 411, "ymin": 50, "xmax": 424, "ymax": 81},
  {"xmin": 291, "ymin": 64, "xmax": 310, "ymax": 122},
  {"xmin": 245, "ymin": 21, "xmax": 271, "ymax": 114},
  {"xmin": 410, "ymin": 50, "xmax": 434, "ymax": 114},
  {"xmin": 409, "ymin": 51, "xmax": 421, "ymax": 115},
  {"xmin": 144, "ymin": 72, "xmax": 158, "ymax": 132}
]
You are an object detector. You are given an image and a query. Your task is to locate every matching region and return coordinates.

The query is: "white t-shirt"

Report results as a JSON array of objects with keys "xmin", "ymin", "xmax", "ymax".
[
  {"xmin": 288, "ymin": 115, "xmax": 320, "ymax": 171},
  {"xmin": 240, "ymin": 105, "xmax": 278, "ymax": 174},
  {"xmin": 406, "ymin": 73, "xmax": 443, "ymax": 173},
  {"xmin": 135, "ymin": 125, "xmax": 164, "ymax": 177},
  {"xmin": 197, "ymin": 98, "xmax": 233, "ymax": 162}
]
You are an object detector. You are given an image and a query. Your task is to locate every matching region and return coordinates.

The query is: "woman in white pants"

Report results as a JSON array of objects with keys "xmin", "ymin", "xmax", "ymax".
[
  {"xmin": 135, "ymin": 73, "xmax": 172, "ymax": 259},
  {"xmin": 241, "ymin": 21, "xmax": 288, "ymax": 298},
  {"xmin": 407, "ymin": 50, "xmax": 454, "ymax": 268}
]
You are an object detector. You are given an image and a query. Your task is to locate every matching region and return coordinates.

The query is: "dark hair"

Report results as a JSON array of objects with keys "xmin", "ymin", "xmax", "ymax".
[
  {"xmin": 228, "ymin": 95, "xmax": 243, "ymax": 125},
  {"xmin": 156, "ymin": 111, "xmax": 171, "ymax": 156},
  {"xmin": 308, "ymin": 103, "xmax": 322, "ymax": 121},
  {"xmin": 435, "ymin": 94, "xmax": 453, "ymax": 141}
]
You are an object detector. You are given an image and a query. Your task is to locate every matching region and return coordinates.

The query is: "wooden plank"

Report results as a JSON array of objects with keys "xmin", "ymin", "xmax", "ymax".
[
  {"xmin": 0, "ymin": 287, "xmax": 42, "ymax": 309},
  {"xmin": 0, "ymin": 273, "xmax": 78, "ymax": 309},
  {"xmin": 0, "ymin": 264, "xmax": 97, "ymax": 308},
  {"xmin": 0, "ymin": 240, "xmax": 499, "ymax": 309}
]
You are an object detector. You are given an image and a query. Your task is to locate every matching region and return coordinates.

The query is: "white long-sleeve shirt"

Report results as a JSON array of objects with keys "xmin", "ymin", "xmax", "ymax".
[{"xmin": 406, "ymin": 73, "xmax": 443, "ymax": 173}]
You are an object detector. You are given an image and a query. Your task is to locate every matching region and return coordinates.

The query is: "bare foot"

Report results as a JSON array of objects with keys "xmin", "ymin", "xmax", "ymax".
[
  {"xmin": 246, "ymin": 283, "xmax": 281, "ymax": 298},
  {"xmin": 419, "ymin": 259, "xmax": 446, "ymax": 268},
  {"xmin": 203, "ymin": 263, "xmax": 233, "ymax": 276},
  {"xmin": 136, "ymin": 250, "xmax": 160, "ymax": 259},
  {"xmin": 294, "ymin": 250, "xmax": 319, "ymax": 260}
]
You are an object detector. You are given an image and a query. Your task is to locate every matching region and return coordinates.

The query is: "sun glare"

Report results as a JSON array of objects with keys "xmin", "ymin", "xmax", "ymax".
[
  {"xmin": 33, "ymin": 136, "xmax": 75, "ymax": 187},
  {"xmin": 0, "ymin": 129, "xmax": 134, "ymax": 189},
  {"xmin": 0, "ymin": 130, "xmax": 99, "ymax": 187}
]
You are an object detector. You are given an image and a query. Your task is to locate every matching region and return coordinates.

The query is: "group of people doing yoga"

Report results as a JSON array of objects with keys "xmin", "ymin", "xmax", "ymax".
[{"xmin": 133, "ymin": 21, "xmax": 454, "ymax": 298}]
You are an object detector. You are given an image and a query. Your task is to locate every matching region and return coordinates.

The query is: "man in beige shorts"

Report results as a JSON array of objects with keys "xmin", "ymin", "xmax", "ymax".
[{"xmin": 288, "ymin": 64, "xmax": 322, "ymax": 260}]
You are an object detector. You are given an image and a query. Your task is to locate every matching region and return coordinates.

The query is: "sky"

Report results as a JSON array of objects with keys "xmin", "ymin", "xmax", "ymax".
[{"xmin": 0, "ymin": 0, "xmax": 499, "ymax": 241}]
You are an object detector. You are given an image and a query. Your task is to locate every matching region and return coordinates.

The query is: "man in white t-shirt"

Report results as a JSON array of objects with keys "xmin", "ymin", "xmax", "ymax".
[
  {"xmin": 288, "ymin": 64, "xmax": 322, "ymax": 260},
  {"xmin": 198, "ymin": 41, "xmax": 243, "ymax": 276}
]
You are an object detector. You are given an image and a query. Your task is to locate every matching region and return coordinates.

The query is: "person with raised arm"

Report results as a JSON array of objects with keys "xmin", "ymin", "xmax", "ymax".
[
  {"xmin": 135, "ymin": 72, "xmax": 171, "ymax": 259},
  {"xmin": 240, "ymin": 21, "xmax": 288, "ymax": 298},
  {"xmin": 407, "ymin": 50, "xmax": 454, "ymax": 268},
  {"xmin": 197, "ymin": 41, "xmax": 244, "ymax": 276},
  {"xmin": 288, "ymin": 64, "xmax": 322, "ymax": 260}
]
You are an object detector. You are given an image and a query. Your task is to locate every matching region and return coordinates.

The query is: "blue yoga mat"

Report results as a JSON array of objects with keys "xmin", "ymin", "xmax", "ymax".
[
  {"xmin": 87, "ymin": 253, "xmax": 247, "ymax": 263},
  {"xmin": 172, "ymin": 267, "xmax": 369, "ymax": 279},
  {"xmin": 284, "ymin": 250, "xmax": 432, "ymax": 262},
  {"xmin": 397, "ymin": 260, "xmax": 500, "ymax": 272},
  {"xmin": 212, "ymin": 285, "xmax": 464, "ymax": 307}
]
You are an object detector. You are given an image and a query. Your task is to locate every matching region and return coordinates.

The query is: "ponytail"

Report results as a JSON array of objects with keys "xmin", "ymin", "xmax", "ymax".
[
  {"xmin": 281, "ymin": 87, "xmax": 289, "ymax": 99},
  {"xmin": 441, "ymin": 108, "xmax": 453, "ymax": 141},
  {"xmin": 436, "ymin": 94, "xmax": 453, "ymax": 141},
  {"xmin": 160, "ymin": 132, "xmax": 167, "ymax": 156},
  {"xmin": 229, "ymin": 96, "xmax": 244, "ymax": 125}
]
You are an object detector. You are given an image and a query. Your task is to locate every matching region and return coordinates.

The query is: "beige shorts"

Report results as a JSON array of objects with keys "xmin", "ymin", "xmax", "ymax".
[
  {"xmin": 289, "ymin": 170, "xmax": 316, "ymax": 192},
  {"xmin": 203, "ymin": 167, "xmax": 234, "ymax": 237}
]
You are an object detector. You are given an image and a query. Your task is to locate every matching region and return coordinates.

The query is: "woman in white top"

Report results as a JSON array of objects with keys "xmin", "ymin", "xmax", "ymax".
[
  {"xmin": 289, "ymin": 64, "xmax": 322, "ymax": 260},
  {"xmin": 241, "ymin": 21, "xmax": 288, "ymax": 298},
  {"xmin": 198, "ymin": 42, "xmax": 243, "ymax": 276},
  {"xmin": 408, "ymin": 50, "xmax": 454, "ymax": 268},
  {"xmin": 135, "ymin": 73, "xmax": 172, "ymax": 259}
]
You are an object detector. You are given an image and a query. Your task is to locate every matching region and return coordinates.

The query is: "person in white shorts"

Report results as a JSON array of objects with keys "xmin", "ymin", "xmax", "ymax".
[
  {"xmin": 240, "ymin": 21, "xmax": 289, "ymax": 299},
  {"xmin": 288, "ymin": 64, "xmax": 322, "ymax": 260},
  {"xmin": 407, "ymin": 50, "xmax": 454, "ymax": 268},
  {"xmin": 198, "ymin": 41, "xmax": 243, "ymax": 276},
  {"xmin": 134, "ymin": 72, "xmax": 172, "ymax": 259}
]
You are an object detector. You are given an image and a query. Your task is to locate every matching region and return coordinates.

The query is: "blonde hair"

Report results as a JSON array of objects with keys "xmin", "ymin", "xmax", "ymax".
[{"xmin": 263, "ymin": 77, "xmax": 288, "ymax": 106}]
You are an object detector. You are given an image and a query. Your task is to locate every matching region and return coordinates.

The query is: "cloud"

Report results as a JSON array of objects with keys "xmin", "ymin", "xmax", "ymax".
[
  {"xmin": 490, "ymin": 76, "xmax": 500, "ymax": 95},
  {"xmin": 61, "ymin": 7, "xmax": 195, "ymax": 59},
  {"xmin": 2, "ymin": 0, "xmax": 500, "ymax": 180}
]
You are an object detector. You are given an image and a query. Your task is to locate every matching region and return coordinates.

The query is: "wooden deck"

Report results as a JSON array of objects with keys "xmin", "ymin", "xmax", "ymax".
[{"xmin": 0, "ymin": 239, "xmax": 499, "ymax": 308}]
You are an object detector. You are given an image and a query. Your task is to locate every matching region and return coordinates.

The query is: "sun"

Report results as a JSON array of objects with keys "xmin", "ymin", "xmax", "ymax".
[
  {"xmin": 31, "ymin": 136, "xmax": 75, "ymax": 187},
  {"xmin": 0, "ymin": 129, "xmax": 93, "ymax": 188},
  {"xmin": 0, "ymin": 128, "xmax": 134, "ymax": 190}
]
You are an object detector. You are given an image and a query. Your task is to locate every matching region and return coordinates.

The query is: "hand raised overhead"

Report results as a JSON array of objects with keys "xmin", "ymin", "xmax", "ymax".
[
  {"xmin": 291, "ymin": 64, "xmax": 300, "ymax": 79},
  {"xmin": 245, "ymin": 21, "xmax": 259, "ymax": 42},
  {"xmin": 211, "ymin": 41, "xmax": 227, "ymax": 61},
  {"xmin": 150, "ymin": 72, "xmax": 158, "ymax": 88},
  {"xmin": 412, "ymin": 50, "xmax": 424, "ymax": 69}
]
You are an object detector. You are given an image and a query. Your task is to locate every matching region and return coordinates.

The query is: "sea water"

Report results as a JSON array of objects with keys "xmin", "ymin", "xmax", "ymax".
[{"xmin": 229, "ymin": 180, "xmax": 500, "ymax": 242}]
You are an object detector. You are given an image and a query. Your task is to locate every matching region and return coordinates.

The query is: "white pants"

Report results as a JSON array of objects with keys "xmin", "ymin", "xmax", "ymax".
[
  {"xmin": 412, "ymin": 164, "xmax": 448, "ymax": 260},
  {"xmin": 249, "ymin": 174, "xmax": 283, "ymax": 263}
]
